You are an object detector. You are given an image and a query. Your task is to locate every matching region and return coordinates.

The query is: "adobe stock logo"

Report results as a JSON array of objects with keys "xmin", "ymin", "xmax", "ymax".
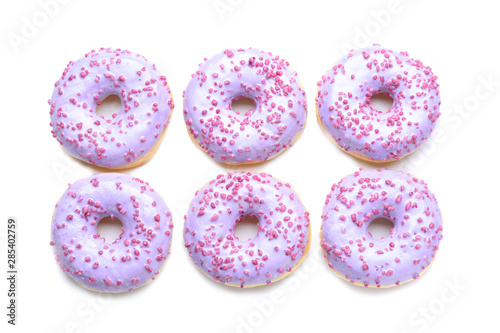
[
  {"xmin": 212, "ymin": 0, "xmax": 245, "ymax": 21},
  {"xmin": 6, "ymin": 0, "xmax": 71, "ymax": 54},
  {"xmin": 53, "ymin": 293, "xmax": 112, "ymax": 333},
  {"xmin": 339, "ymin": 0, "xmax": 415, "ymax": 54},
  {"xmin": 400, "ymin": 278, "xmax": 467, "ymax": 333},
  {"xmin": 233, "ymin": 245, "xmax": 323, "ymax": 333},
  {"xmin": 400, "ymin": 74, "xmax": 499, "ymax": 173}
]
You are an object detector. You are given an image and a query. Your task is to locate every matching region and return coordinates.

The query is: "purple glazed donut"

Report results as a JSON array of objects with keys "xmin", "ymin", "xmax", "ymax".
[
  {"xmin": 49, "ymin": 47, "xmax": 174, "ymax": 169},
  {"xmin": 183, "ymin": 48, "xmax": 307, "ymax": 164},
  {"xmin": 320, "ymin": 168, "xmax": 443, "ymax": 288},
  {"xmin": 316, "ymin": 45, "xmax": 441, "ymax": 162},
  {"xmin": 50, "ymin": 173, "xmax": 173, "ymax": 292},
  {"xmin": 184, "ymin": 171, "xmax": 310, "ymax": 287}
]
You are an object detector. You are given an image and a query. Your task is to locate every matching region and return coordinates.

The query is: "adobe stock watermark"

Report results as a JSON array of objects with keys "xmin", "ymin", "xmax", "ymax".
[
  {"xmin": 339, "ymin": 0, "xmax": 416, "ymax": 54},
  {"xmin": 212, "ymin": 0, "xmax": 245, "ymax": 21},
  {"xmin": 51, "ymin": 155, "xmax": 79, "ymax": 183},
  {"xmin": 6, "ymin": 0, "xmax": 72, "ymax": 54},
  {"xmin": 173, "ymin": 200, "xmax": 190, "ymax": 225},
  {"xmin": 234, "ymin": 245, "xmax": 322, "ymax": 333},
  {"xmin": 400, "ymin": 74, "xmax": 499, "ymax": 173},
  {"xmin": 399, "ymin": 278, "xmax": 467, "ymax": 333},
  {"xmin": 52, "ymin": 293, "xmax": 112, "ymax": 333}
]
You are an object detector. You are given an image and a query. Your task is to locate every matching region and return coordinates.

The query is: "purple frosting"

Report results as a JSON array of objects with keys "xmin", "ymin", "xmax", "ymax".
[
  {"xmin": 320, "ymin": 169, "xmax": 443, "ymax": 287},
  {"xmin": 49, "ymin": 47, "xmax": 174, "ymax": 168},
  {"xmin": 50, "ymin": 173, "xmax": 173, "ymax": 292},
  {"xmin": 183, "ymin": 48, "xmax": 307, "ymax": 164},
  {"xmin": 184, "ymin": 171, "xmax": 310, "ymax": 287},
  {"xmin": 316, "ymin": 45, "xmax": 441, "ymax": 161}
]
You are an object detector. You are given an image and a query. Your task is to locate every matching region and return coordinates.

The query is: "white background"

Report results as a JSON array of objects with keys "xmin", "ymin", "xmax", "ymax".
[{"xmin": 1, "ymin": 0, "xmax": 498, "ymax": 332}]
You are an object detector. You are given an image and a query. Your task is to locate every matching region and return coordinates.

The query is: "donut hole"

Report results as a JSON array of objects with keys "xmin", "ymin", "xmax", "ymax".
[
  {"xmin": 96, "ymin": 94, "xmax": 122, "ymax": 119},
  {"xmin": 369, "ymin": 92, "xmax": 394, "ymax": 113},
  {"xmin": 96, "ymin": 216, "xmax": 124, "ymax": 243},
  {"xmin": 234, "ymin": 215, "xmax": 259, "ymax": 241},
  {"xmin": 230, "ymin": 96, "xmax": 256, "ymax": 116},
  {"xmin": 367, "ymin": 218, "xmax": 394, "ymax": 240}
]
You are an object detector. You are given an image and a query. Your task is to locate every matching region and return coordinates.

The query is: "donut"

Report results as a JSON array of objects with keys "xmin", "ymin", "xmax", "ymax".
[
  {"xmin": 183, "ymin": 48, "xmax": 307, "ymax": 164},
  {"xmin": 316, "ymin": 45, "xmax": 441, "ymax": 162},
  {"xmin": 49, "ymin": 47, "xmax": 174, "ymax": 169},
  {"xmin": 320, "ymin": 168, "xmax": 443, "ymax": 288},
  {"xmin": 50, "ymin": 173, "xmax": 173, "ymax": 292},
  {"xmin": 183, "ymin": 171, "xmax": 310, "ymax": 287}
]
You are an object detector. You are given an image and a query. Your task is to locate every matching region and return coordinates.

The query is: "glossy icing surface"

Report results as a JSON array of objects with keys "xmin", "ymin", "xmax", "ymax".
[
  {"xmin": 316, "ymin": 45, "xmax": 441, "ymax": 161},
  {"xmin": 320, "ymin": 168, "xmax": 443, "ymax": 287},
  {"xmin": 49, "ymin": 48, "xmax": 174, "ymax": 168},
  {"xmin": 51, "ymin": 173, "xmax": 173, "ymax": 292},
  {"xmin": 184, "ymin": 171, "xmax": 310, "ymax": 287},
  {"xmin": 183, "ymin": 48, "xmax": 307, "ymax": 164}
]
